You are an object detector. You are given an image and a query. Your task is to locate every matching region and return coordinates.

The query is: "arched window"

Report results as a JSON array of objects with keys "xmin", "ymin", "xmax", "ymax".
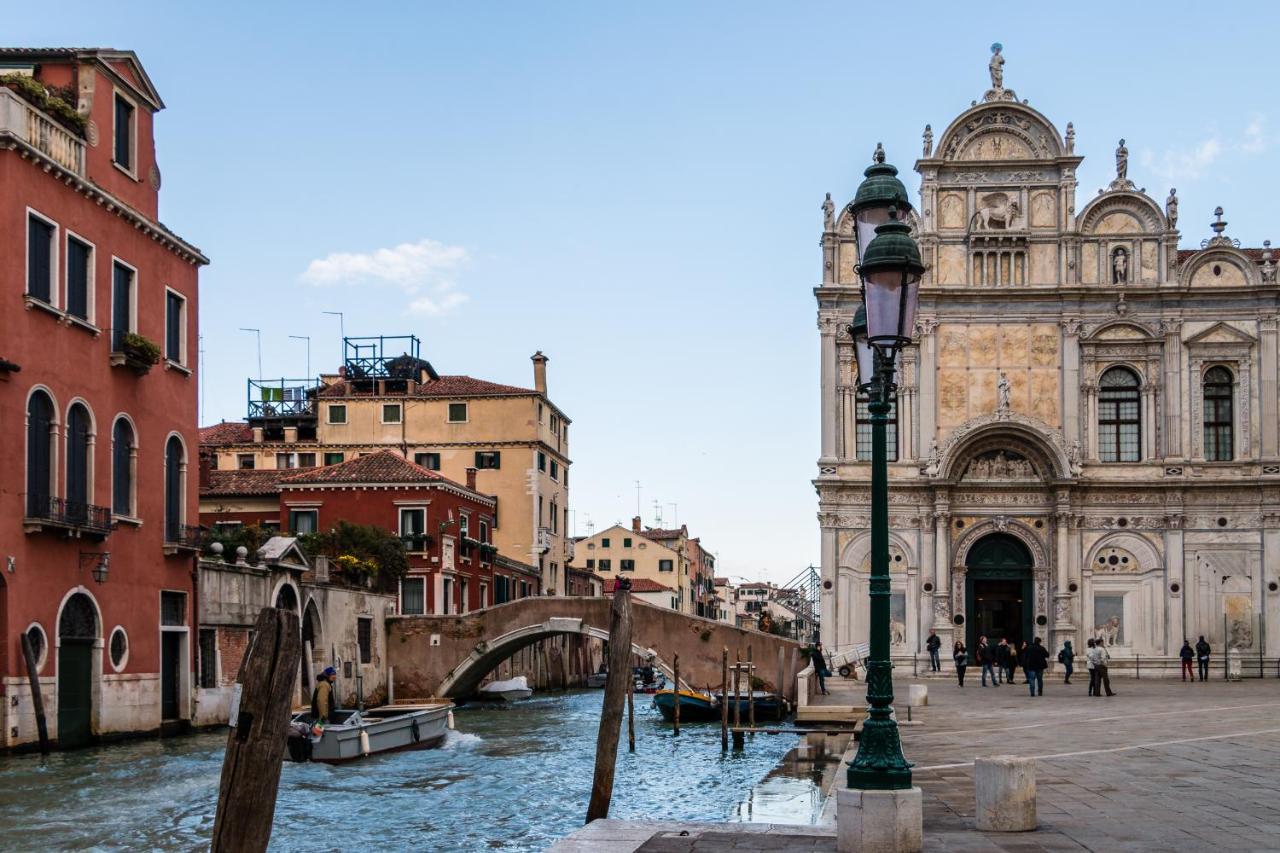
[
  {"xmin": 164, "ymin": 435, "xmax": 184, "ymax": 541},
  {"xmin": 855, "ymin": 393, "xmax": 898, "ymax": 462},
  {"xmin": 1203, "ymin": 366, "xmax": 1234, "ymax": 461},
  {"xmin": 26, "ymin": 391, "xmax": 55, "ymax": 517},
  {"xmin": 1098, "ymin": 367, "xmax": 1141, "ymax": 462},
  {"xmin": 112, "ymin": 418, "xmax": 135, "ymax": 516},
  {"xmin": 66, "ymin": 402, "xmax": 92, "ymax": 518}
]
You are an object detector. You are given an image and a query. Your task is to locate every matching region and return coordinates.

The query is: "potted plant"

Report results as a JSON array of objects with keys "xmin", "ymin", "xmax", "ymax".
[{"xmin": 120, "ymin": 333, "xmax": 161, "ymax": 373}]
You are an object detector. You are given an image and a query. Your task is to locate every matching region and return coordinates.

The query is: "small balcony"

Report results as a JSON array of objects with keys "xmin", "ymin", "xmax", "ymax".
[
  {"xmin": 248, "ymin": 378, "xmax": 318, "ymax": 420},
  {"xmin": 343, "ymin": 335, "xmax": 430, "ymax": 382},
  {"xmin": 0, "ymin": 87, "xmax": 85, "ymax": 175},
  {"xmin": 163, "ymin": 523, "xmax": 203, "ymax": 554},
  {"xmin": 400, "ymin": 533, "xmax": 434, "ymax": 553},
  {"xmin": 24, "ymin": 495, "xmax": 111, "ymax": 539},
  {"xmin": 536, "ymin": 527, "xmax": 552, "ymax": 553}
]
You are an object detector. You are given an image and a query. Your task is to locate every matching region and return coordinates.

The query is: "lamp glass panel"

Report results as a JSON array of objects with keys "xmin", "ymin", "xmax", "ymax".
[
  {"xmin": 854, "ymin": 336, "xmax": 876, "ymax": 387},
  {"xmin": 864, "ymin": 269, "xmax": 920, "ymax": 342},
  {"xmin": 855, "ymin": 207, "xmax": 892, "ymax": 261}
]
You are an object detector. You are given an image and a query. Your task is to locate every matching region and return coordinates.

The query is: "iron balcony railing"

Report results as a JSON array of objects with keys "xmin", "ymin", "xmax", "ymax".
[
  {"xmin": 400, "ymin": 533, "xmax": 433, "ymax": 552},
  {"xmin": 25, "ymin": 495, "xmax": 112, "ymax": 535},
  {"xmin": 343, "ymin": 335, "xmax": 423, "ymax": 380},
  {"xmin": 164, "ymin": 523, "xmax": 203, "ymax": 550}
]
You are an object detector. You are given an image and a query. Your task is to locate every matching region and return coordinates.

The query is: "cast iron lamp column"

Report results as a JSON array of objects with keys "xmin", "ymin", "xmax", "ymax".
[{"xmin": 844, "ymin": 153, "xmax": 924, "ymax": 790}]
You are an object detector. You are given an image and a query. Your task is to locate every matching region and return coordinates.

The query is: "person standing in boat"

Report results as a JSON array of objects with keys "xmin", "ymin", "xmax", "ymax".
[{"xmin": 312, "ymin": 666, "xmax": 338, "ymax": 723}]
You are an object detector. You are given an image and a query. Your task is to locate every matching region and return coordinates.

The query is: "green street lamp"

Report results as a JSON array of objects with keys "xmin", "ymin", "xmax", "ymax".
[{"xmin": 845, "ymin": 147, "xmax": 923, "ymax": 792}]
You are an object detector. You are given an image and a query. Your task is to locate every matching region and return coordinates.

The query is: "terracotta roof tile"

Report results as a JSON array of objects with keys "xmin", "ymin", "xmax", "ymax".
[
  {"xmin": 280, "ymin": 450, "xmax": 445, "ymax": 485},
  {"xmin": 316, "ymin": 374, "xmax": 536, "ymax": 399},
  {"xmin": 201, "ymin": 468, "xmax": 290, "ymax": 497},
  {"xmin": 604, "ymin": 578, "xmax": 673, "ymax": 593},
  {"xmin": 200, "ymin": 421, "xmax": 253, "ymax": 446},
  {"xmin": 643, "ymin": 526, "xmax": 686, "ymax": 540}
]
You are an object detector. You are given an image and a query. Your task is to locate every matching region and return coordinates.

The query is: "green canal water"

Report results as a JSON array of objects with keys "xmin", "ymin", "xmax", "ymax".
[{"xmin": 0, "ymin": 690, "xmax": 826, "ymax": 851}]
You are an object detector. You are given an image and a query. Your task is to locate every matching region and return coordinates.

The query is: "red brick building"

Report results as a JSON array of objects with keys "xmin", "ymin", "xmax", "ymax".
[
  {"xmin": 200, "ymin": 451, "xmax": 540, "ymax": 615},
  {"xmin": 1, "ymin": 50, "xmax": 207, "ymax": 748}
]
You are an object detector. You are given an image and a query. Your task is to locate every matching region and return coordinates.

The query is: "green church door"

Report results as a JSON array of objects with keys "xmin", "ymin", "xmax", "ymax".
[
  {"xmin": 965, "ymin": 534, "xmax": 1034, "ymax": 657},
  {"xmin": 57, "ymin": 593, "xmax": 98, "ymax": 749}
]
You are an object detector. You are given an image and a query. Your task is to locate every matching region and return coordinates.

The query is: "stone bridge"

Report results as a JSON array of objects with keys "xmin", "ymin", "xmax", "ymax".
[{"xmin": 387, "ymin": 596, "xmax": 803, "ymax": 700}]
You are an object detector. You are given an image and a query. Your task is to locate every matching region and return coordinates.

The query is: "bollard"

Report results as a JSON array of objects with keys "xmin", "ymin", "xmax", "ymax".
[{"xmin": 974, "ymin": 756, "xmax": 1037, "ymax": 832}]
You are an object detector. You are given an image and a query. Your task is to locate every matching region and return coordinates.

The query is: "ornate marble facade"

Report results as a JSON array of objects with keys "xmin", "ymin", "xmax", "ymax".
[{"xmin": 815, "ymin": 50, "xmax": 1280, "ymax": 673}]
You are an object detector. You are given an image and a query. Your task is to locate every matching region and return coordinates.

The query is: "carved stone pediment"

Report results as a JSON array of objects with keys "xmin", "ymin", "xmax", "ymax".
[
  {"xmin": 935, "ymin": 412, "xmax": 1070, "ymax": 481},
  {"xmin": 961, "ymin": 450, "xmax": 1040, "ymax": 481},
  {"xmin": 1184, "ymin": 321, "xmax": 1256, "ymax": 347}
]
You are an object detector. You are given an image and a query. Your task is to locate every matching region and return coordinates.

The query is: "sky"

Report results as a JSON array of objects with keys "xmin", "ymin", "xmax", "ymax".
[{"xmin": 12, "ymin": 3, "xmax": 1280, "ymax": 584}]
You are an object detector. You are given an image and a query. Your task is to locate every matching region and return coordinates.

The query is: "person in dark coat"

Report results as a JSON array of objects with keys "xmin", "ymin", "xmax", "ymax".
[
  {"xmin": 810, "ymin": 642, "xmax": 831, "ymax": 695},
  {"xmin": 1024, "ymin": 637, "xmax": 1050, "ymax": 697},
  {"xmin": 1058, "ymin": 641, "xmax": 1075, "ymax": 684},
  {"xmin": 977, "ymin": 636, "xmax": 997, "ymax": 687},
  {"xmin": 926, "ymin": 630, "xmax": 942, "ymax": 672},
  {"xmin": 994, "ymin": 639, "xmax": 1011, "ymax": 685},
  {"xmin": 1195, "ymin": 636, "xmax": 1211, "ymax": 682},
  {"xmin": 953, "ymin": 641, "xmax": 968, "ymax": 687},
  {"xmin": 1180, "ymin": 640, "xmax": 1195, "ymax": 682}
]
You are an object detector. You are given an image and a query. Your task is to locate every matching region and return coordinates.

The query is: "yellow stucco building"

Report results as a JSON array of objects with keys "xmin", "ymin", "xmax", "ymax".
[{"xmin": 573, "ymin": 518, "xmax": 692, "ymax": 613}]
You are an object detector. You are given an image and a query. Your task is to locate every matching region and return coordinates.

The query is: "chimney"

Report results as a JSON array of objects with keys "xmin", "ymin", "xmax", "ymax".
[
  {"xmin": 632, "ymin": 516, "xmax": 641, "ymax": 534},
  {"xmin": 531, "ymin": 351, "xmax": 548, "ymax": 395},
  {"xmin": 466, "ymin": 467, "xmax": 478, "ymax": 491},
  {"xmin": 197, "ymin": 449, "xmax": 213, "ymax": 488}
]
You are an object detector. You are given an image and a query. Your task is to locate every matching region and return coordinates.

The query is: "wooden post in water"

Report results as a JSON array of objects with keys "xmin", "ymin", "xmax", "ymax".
[
  {"xmin": 747, "ymin": 645, "xmax": 755, "ymax": 731},
  {"xmin": 776, "ymin": 646, "xmax": 785, "ymax": 721},
  {"xmin": 672, "ymin": 653, "xmax": 681, "ymax": 737},
  {"xmin": 20, "ymin": 632, "xmax": 50, "ymax": 754},
  {"xmin": 211, "ymin": 607, "xmax": 301, "ymax": 853},
  {"xmin": 720, "ymin": 647, "xmax": 729, "ymax": 751},
  {"xmin": 586, "ymin": 580, "xmax": 633, "ymax": 823},
  {"xmin": 731, "ymin": 651, "xmax": 744, "ymax": 750},
  {"xmin": 626, "ymin": 672, "xmax": 636, "ymax": 753}
]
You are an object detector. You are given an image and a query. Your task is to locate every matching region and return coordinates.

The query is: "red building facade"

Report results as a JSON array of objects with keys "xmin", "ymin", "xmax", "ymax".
[{"xmin": 1, "ymin": 50, "xmax": 207, "ymax": 748}]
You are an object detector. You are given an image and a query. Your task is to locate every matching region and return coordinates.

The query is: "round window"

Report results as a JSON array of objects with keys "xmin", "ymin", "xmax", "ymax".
[
  {"xmin": 1108, "ymin": 555, "xmax": 1119, "ymax": 566},
  {"xmin": 109, "ymin": 627, "xmax": 129, "ymax": 671},
  {"xmin": 1213, "ymin": 264, "xmax": 1222, "ymax": 276},
  {"xmin": 922, "ymin": 582, "xmax": 934, "ymax": 593},
  {"xmin": 822, "ymin": 579, "xmax": 833, "ymax": 590},
  {"xmin": 1068, "ymin": 582, "xmax": 1079, "ymax": 593},
  {"xmin": 1036, "ymin": 615, "xmax": 1048, "ymax": 626},
  {"xmin": 953, "ymin": 614, "xmax": 965, "ymax": 626},
  {"xmin": 1170, "ymin": 582, "xmax": 1181, "ymax": 594}
]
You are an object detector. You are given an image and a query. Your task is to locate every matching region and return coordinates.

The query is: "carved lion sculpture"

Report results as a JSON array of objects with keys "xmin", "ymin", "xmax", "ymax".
[{"xmin": 972, "ymin": 195, "xmax": 1020, "ymax": 230}]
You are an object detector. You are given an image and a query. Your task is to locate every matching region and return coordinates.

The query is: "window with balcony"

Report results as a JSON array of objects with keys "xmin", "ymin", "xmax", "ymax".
[
  {"xmin": 27, "ymin": 213, "xmax": 56, "ymax": 306},
  {"xmin": 327, "ymin": 404, "xmax": 347, "ymax": 425},
  {"xmin": 382, "ymin": 403, "xmax": 402, "ymax": 424},
  {"xmin": 113, "ymin": 93, "xmax": 134, "ymax": 172},
  {"xmin": 323, "ymin": 452, "xmax": 344, "ymax": 465},
  {"xmin": 65, "ymin": 402, "xmax": 93, "ymax": 521},
  {"xmin": 289, "ymin": 509, "xmax": 318, "ymax": 535},
  {"xmin": 448, "ymin": 402, "xmax": 468, "ymax": 423},
  {"xmin": 110, "ymin": 261, "xmax": 135, "ymax": 351},
  {"xmin": 414, "ymin": 452, "xmax": 440, "ymax": 470},
  {"xmin": 112, "ymin": 417, "xmax": 135, "ymax": 517},
  {"xmin": 475, "ymin": 451, "xmax": 501, "ymax": 469},
  {"xmin": 26, "ymin": 390, "xmax": 55, "ymax": 517},
  {"xmin": 164, "ymin": 435, "xmax": 186, "ymax": 542},
  {"xmin": 401, "ymin": 577, "xmax": 426, "ymax": 615},
  {"xmin": 66, "ymin": 235, "xmax": 93, "ymax": 322},
  {"xmin": 400, "ymin": 507, "xmax": 427, "ymax": 551},
  {"xmin": 165, "ymin": 290, "xmax": 185, "ymax": 364}
]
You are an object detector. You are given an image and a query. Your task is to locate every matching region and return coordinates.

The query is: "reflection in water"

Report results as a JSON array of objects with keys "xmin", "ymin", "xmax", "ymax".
[{"xmin": 0, "ymin": 691, "xmax": 821, "ymax": 851}]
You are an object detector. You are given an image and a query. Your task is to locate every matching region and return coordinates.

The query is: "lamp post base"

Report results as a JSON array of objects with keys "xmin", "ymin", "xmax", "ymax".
[{"xmin": 837, "ymin": 786, "xmax": 923, "ymax": 853}]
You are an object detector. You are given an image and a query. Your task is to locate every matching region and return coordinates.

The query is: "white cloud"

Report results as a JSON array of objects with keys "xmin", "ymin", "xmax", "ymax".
[
  {"xmin": 1241, "ymin": 114, "xmax": 1266, "ymax": 154},
  {"xmin": 1137, "ymin": 114, "xmax": 1267, "ymax": 183},
  {"xmin": 300, "ymin": 238, "xmax": 471, "ymax": 315}
]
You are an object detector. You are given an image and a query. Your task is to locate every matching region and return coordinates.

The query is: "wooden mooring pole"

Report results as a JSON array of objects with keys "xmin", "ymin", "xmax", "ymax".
[
  {"xmin": 626, "ymin": 671, "xmax": 636, "ymax": 753},
  {"xmin": 586, "ymin": 581, "xmax": 633, "ymax": 823},
  {"xmin": 211, "ymin": 606, "xmax": 301, "ymax": 853},
  {"xmin": 731, "ymin": 651, "xmax": 744, "ymax": 750},
  {"xmin": 776, "ymin": 647, "xmax": 785, "ymax": 721},
  {"xmin": 672, "ymin": 653, "xmax": 681, "ymax": 737},
  {"xmin": 720, "ymin": 647, "xmax": 729, "ymax": 751},
  {"xmin": 20, "ymin": 632, "xmax": 50, "ymax": 754},
  {"xmin": 747, "ymin": 646, "xmax": 755, "ymax": 732}
]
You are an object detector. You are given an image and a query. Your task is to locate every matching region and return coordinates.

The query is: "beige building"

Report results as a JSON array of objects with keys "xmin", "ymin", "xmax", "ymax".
[
  {"xmin": 201, "ymin": 340, "xmax": 572, "ymax": 593},
  {"xmin": 816, "ymin": 48, "xmax": 1280, "ymax": 675},
  {"xmin": 574, "ymin": 518, "xmax": 692, "ymax": 613}
]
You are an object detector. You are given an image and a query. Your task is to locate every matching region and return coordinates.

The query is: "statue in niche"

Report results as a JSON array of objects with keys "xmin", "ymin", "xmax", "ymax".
[
  {"xmin": 923, "ymin": 124, "xmax": 933, "ymax": 157},
  {"xmin": 1165, "ymin": 188, "xmax": 1178, "ymax": 229},
  {"xmin": 1094, "ymin": 616, "xmax": 1121, "ymax": 647},
  {"xmin": 1065, "ymin": 122, "xmax": 1075, "ymax": 154},
  {"xmin": 996, "ymin": 372, "xmax": 1012, "ymax": 415},
  {"xmin": 1261, "ymin": 241, "xmax": 1276, "ymax": 284},
  {"xmin": 972, "ymin": 193, "xmax": 1020, "ymax": 230},
  {"xmin": 989, "ymin": 43, "xmax": 1005, "ymax": 89},
  {"xmin": 1115, "ymin": 139, "xmax": 1128, "ymax": 182},
  {"xmin": 992, "ymin": 451, "xmax": 1009, "ymax": 477},
  {"xmin": 1112, "ymin": 247, "xmax": 1129, "ymax": 284},
  {"xmin": 822, "ymin": 192, "xmax": 835, "ymax": 231}
]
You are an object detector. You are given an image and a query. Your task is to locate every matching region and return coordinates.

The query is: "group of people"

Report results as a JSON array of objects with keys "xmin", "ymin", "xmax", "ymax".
[
  {"xmin": 948, "ymin": 634, "xmax": 1053, "ymax": 696},
  {"xmin": 1180, "ymin": 636, "xmax": 1213, "ymax": 681}
]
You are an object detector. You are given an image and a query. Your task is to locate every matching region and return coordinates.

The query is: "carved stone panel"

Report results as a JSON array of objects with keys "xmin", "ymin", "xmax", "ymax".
[
  {"xmin": 1081, "ymin": 243, "xmax": 1098, "ymax": 284},
  {"xmin": 939, "ymin": 193, "xmax": 966, "ymax": 230},
  {"xmin": 938, "ymin": 245, "xmax": 967, "ymax": 284},
  {"xmin": 1029, "ymin": 243, "xmax": 1057, "ymax": 284}
]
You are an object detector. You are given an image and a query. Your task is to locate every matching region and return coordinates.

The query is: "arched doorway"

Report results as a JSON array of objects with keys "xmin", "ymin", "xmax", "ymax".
[
  {"xmin": 58, "ymin": 592, "xmax": 98, "ymax": 748},
  {"xmin": 965, "ymin": 534, "xmax": 1033, "ymax": 653}
]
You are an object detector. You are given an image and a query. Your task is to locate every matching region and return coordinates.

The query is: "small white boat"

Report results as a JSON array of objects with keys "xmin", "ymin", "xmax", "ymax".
[
  {"xmin": 586, "ymin": 671, "xmax": 609, "ymax": 689},
  {"xmin": 286, "ymin": 702, "xmax": 453, "ymax": 763},
  {"xmin": 477, "ymin": 675, "xmax": 533, "ymax": 702}
]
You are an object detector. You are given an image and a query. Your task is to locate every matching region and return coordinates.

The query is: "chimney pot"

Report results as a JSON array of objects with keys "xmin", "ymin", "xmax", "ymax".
[
  {"xmin": 632, "ymin": 516, "xmax": 641, "ymax": 533},
  {"xmin": 466, "ymin": 467, "xmax": 478, "ymax": 490},
  {"xmin": 531, "ymin": 351, "xmax": 548, "ymax": 395}
]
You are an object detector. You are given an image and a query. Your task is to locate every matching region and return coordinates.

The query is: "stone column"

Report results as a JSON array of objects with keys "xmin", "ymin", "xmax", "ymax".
[
  {"xmin": 933, "ymin": 506, "xmax": 951, "ymax": 634},
  {"xmin": 1061, "ymin": 319, "xmax": 1082, "ymax": 449},
  {"xmin": 1260, "ymin": 316, "xmax": 1278, "ymax": 459},
  {"xmin": 820, "ymin": 515, "xmax": 840, "ymax": 650},
  {"xmin": 819, "ymin": 315, "xmax": 840, "ymax": 463},
  {"xmin": 1165, "ymin": 515, "xmax": 1185, "ymax": 654},
  {"xmin": 1161, "ymin": 319, "xmax": 1184, "ymax": 459},
  {"xmin": 822, "ymin": 233, "xmax": 836, "ymax": 285},
  {"xmin": 1264, "ymin": 519, "xmax": 1280, "ymax": 658},
  {"xmin": 1053, "ymin": 506, "xmax": 1073, "ymax": 645},
  {"xmin": 918, "ymin": 320, "xmax": 938, "ymax": 454},
  {"xmin": 1141, "ymin": 384, "xmax": 1157, "ymax": 461},
  {"xmin": 1081, "ymin": 377, "xmax": 1098, "ymax": 461},
  {"xmin": 921, "ymin": 511, "xmax": 937, "ymax": 638}
]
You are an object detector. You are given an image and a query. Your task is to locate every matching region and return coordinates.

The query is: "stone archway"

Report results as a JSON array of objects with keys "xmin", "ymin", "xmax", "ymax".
[
  {"xmin": 57, "ymin": 591, "xmax": 100, "ymax": 748},
  {"xmin": 963, "ymin": 533, "xmax": 1035, "ymax": 654}
]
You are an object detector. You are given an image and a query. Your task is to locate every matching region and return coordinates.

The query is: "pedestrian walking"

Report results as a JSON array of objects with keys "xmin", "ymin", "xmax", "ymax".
[
  {"xmin": 1004, "ymin": 639, "xmax": 1018, "ymax": 684},
  {"xmin": 1058, "ymin": 640, "xmax": 1075, "ymax": 684},
  {"xmin": 926, "ymin": 629, "xmax": 942, "ymax": 672},
  {"xmin": 1025, "ymin": 637, "xmax": 1050, "ymax": 697},
  {"xmin": 978, "ymin": 636, "xmax": 997, "ymax": 687},
  {"xmin": 994, "ymin": 638, "xmax": 1010, "ymax": 685},
  {"xmin": 1085, "ymin": 639, "xmax": 1098, "ymax": 695},
  {"xmin": 1195, "ymin": 636, "xmax": 1211, "ymax": 682},
  {"xmin": 1088, "ymin": 640, "xmax": 1116, "ymax": 697},
  {"xmin": 953, "ymin": 641, "xmax": 968, "ymax": 687},
  {"xmin": 810, "ymin": 641, "xmax": 831, "ymax": 695},
  {"xmin": 1179, "ymin": 639, "xmax": 1195, "ymax": 682}
]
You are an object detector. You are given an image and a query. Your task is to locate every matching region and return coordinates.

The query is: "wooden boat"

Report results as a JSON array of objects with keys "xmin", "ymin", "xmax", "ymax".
[
  {"xmin": 286, "ymin": 702, "xmax": 453, "ymax": 763},
  {"xmin": 652, "ymin": 689, "xmax": 720, "ymax": 722},
  {"xmin": 713, "ymin": 691, "xmax": 788, "ymax": 721},
  {"xmin": 476, "ymin": 675, "xmax": 533, "ymax": 702},
  {"xmin": 586, "ymin": 671, "xmax": 609, "ymax": 688}
]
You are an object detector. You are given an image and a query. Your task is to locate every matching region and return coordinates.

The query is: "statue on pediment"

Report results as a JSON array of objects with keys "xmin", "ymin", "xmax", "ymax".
[
  {"xmin": 822, "ymin": 192, "xmax": 835, "ymax": 231},
  {"xmin": 1165, "ymin": 188, "xmax": 1178, "ymax": 229},
  {"xmin": 989, "ymin": 43, "xmax": 1005, "ymax": 90},
  {"xmin": 1115, "ymin": 139, "xmax": 1128, "ymax": 182}
]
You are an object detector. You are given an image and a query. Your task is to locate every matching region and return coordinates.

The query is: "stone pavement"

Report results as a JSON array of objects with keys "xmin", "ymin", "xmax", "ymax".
[{"xmin": 552, "ymin": 675, "xmax": 1280, "ymax": 851}]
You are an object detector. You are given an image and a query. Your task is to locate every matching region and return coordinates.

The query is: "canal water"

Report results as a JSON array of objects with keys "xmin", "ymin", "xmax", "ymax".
[{"xmin": 0, "ymin": 690, "xmax": 819, "ymax": 851}]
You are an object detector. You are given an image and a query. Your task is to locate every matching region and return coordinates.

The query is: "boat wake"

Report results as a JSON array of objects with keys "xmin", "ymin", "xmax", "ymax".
[{"xmin": 441, "ymin": 731, "xmax": 483, "ymax": 750}]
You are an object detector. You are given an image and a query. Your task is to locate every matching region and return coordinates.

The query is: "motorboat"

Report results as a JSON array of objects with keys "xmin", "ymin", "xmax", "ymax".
[
  {"xmin": 476, "ymin": 675, "xmax": 533, "ymax": 702},
  {"xmin": 652, "ymin": 689, "xmax": 720, "ymax": 722},
  {"xmin": 714, "ymin": 691, "xmax": 789, "ymax": 721},
  {"xmin": 633, "ymin": 666, "xmax": 667, "ymax": 694},
  {"xmin": 286, "ymin": 702, "xmax": 453, "ymax": 763},
  {"xmin": 586, "ymin": 670, "xmax": 609, "ymax": 689}
]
